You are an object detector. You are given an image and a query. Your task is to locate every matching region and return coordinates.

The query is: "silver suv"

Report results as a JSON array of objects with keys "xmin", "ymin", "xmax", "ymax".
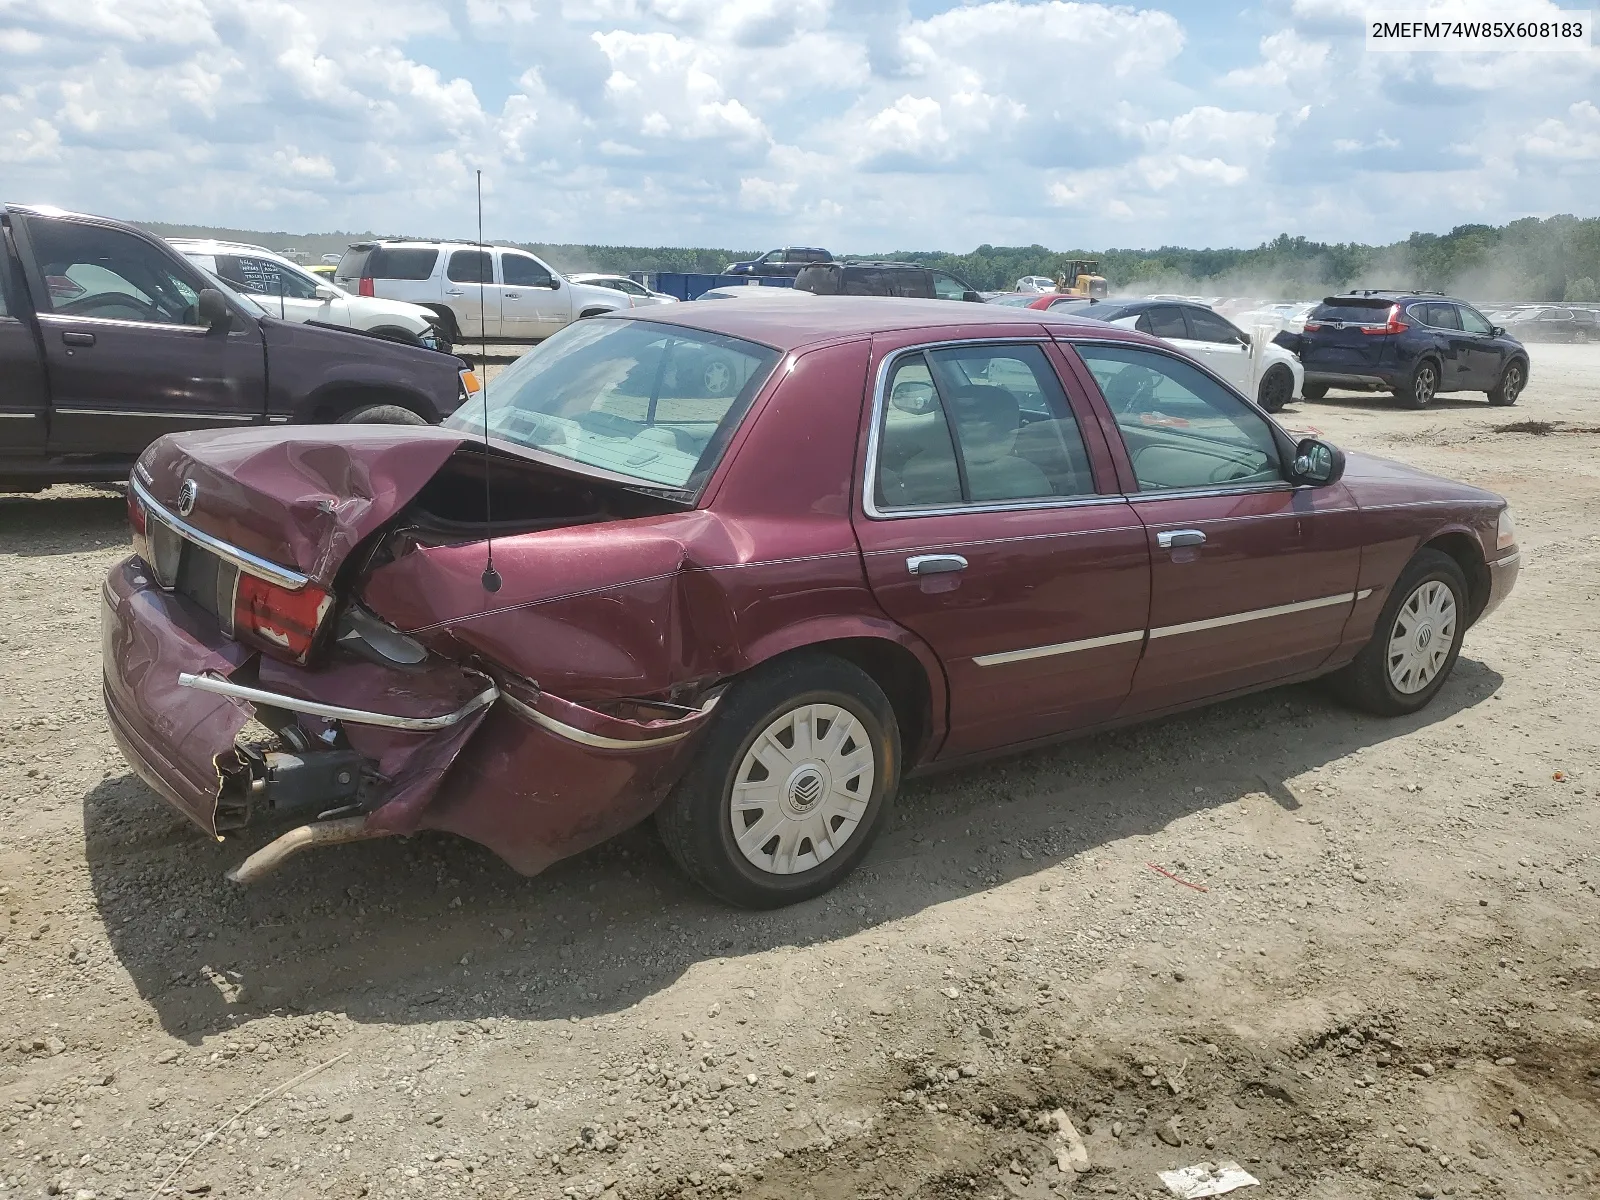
[{"xmin": 334, "ymin": 240, "xmax": 627, "ymax": 345}]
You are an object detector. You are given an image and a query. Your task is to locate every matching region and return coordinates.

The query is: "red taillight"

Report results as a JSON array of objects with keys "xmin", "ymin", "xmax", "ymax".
[
  {"xmin": 127, "ymin": 488, "xmax": 146, "ymax": 538},
  {"xmin": 233, "ymin": 575, "xmax": 333, "ymax": 664},
  {"xmin": 1360, "ymin": 304, "xmax": 1408, "ymax": 335},
  {"xmin": 1302, "ymin": 321, "xmax": 1324, "ymax": 332},
  {"xmin": 358, "ymin": 277, "xmax": 375, "ymax": 297}
]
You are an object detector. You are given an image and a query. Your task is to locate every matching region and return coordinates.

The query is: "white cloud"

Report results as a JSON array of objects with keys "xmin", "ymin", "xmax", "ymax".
[{"xmin": 0, "ymin": 0, "xmax": 1594, "ymax": 250}]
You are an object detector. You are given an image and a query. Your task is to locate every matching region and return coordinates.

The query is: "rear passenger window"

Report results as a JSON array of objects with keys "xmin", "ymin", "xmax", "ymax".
[
  {"xmin": 368, "ymin": 248, "xmax": 439, "ymax": 280},
  {"xmin": 447, "ymin": 251, "xmax": 492, "ymax": 284},
  {"xmin": 1140, "ymin": 306, "xmax": 1187, "ymax": 339},
  {"xmin": 875, "ymin": 344, "xmax": 1094, "ymax": 510}
]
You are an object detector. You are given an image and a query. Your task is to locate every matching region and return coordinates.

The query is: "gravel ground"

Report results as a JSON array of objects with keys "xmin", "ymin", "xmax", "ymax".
[{"xmin": 1, "ymin": 346, "xmax": 1598, "ymax": 1200}]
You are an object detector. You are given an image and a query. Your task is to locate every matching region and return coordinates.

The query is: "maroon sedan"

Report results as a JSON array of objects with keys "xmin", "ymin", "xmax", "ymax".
[{"xmin": 104, "ymin": 298, "xmax": 1518, "ymax": 907}]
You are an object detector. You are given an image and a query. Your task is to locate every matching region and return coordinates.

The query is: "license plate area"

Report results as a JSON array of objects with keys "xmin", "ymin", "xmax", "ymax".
[{"xmin": 148, "ymin": 513, "xmax": 239, "ymax": 635}]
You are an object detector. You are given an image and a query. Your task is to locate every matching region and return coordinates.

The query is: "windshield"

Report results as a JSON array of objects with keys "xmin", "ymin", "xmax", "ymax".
[
  {"xmin": 443, "ymin": 318, "xmax": 782, "ymax": 493},
  {"xmin": 989, "ymin": 294, "xmax": 1039, "ymax": 307}
]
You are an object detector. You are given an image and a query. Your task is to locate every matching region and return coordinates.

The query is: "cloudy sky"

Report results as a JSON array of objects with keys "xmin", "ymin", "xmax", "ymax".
[{"xmin": 1, "ymin": 0, "xmax": 1596, "ymax": 251}]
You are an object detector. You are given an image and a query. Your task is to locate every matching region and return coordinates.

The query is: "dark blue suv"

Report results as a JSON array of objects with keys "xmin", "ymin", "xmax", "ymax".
[{"xmin": 1294, "ymin": 291, "xmax": 1528, "ymax": 409}]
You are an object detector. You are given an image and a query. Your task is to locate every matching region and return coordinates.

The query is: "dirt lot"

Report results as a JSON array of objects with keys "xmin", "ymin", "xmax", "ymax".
[{"xmin": 2, "ymin": 346, "xmax": 1598, "ymax": 1200}]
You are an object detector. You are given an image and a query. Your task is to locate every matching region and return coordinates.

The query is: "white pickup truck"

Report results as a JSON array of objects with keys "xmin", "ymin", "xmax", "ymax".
[{"xmin": 333, "ymin": 240, "xmax": 627, "ymax": 345}]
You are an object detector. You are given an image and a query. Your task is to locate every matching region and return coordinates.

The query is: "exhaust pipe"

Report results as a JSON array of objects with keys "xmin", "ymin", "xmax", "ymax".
[{"xmin": 225, "ymin": 817, "xmax": 392, "ymax": 884}]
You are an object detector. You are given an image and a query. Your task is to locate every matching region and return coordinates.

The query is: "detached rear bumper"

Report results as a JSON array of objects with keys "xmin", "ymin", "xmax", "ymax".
[{"xmin": 1304, "ymin": 370, "xmax": 1401, "ymax": 391}]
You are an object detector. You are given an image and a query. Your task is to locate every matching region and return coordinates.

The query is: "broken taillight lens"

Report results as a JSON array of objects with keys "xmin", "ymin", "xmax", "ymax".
[
  {"xmin": 358, "ymin": 277, "xmax": 375, "ymax": 298},
  {"xmin": 233, "ymin": 574, "xmax": 333, "ymax": 665},
  {"xmin": 126, "ymin": 488, "xmax": 147, "ymax": 538},
  {"xmin": 1359, "ymin": 304, "xmax": 1408, "ymax": 335}
]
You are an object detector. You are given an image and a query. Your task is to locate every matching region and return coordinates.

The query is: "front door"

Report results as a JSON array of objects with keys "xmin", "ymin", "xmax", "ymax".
[
  {"xmin": 0, "ymin": 224, "xmax": 47, "ymax": 457},
  {"xmin": 216, "ymin": 253, "xmax": 350, "ymax": 327},
  {"xmin": 444, "ymin": 248, "xmax": 502, "ymax": 340},
  {"xmin": 852, "ymin": 338, "xmax": 1151, "ymax": 758},
  {"xmin": 499, "ymin": 251, "xmax": 565, "ymax": 339},
  {"xmin": 1454, "ymin": 303, "xmax": 1507, "ymax": 388},
  {"xmin": 1178, "ymin": 305, "xmax": 1256, "ymax": 392},
  {"xmin": 14, "ymin": 213, "xmax": 266, "ymax": 457},
  {"xmin": 1069, "ymin": 340, "xmax": 1363, "ymax": 715}
]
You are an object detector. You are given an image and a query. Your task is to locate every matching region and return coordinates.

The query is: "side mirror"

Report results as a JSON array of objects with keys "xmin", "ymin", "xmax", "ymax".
[
  {"xmin": 1239, "ymin": 332, "xmax": 1252, "ymax": 346},
  {"xmin": 1491, "ymin": 325, "xmax": 1505, "ymax": 337},
  {"xmin": 1291, "ymin": 437, "xmax": 1344, "ymax": 486},
  {"xmin": 197, "ymin": 288, "xmax": 233, "ymax": 332},
  {"xmin": 963, "ymin": 290, "xmax": 982, "ymax": 303},
  {"xmin": 315, "ymin": 284, "xmax": 340, "ymax": 301}
]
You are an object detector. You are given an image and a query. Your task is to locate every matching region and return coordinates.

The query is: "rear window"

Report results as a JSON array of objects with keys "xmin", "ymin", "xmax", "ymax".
[
  {"xmin": 1075, "ymin": 302, "xmax": 1133, "ymax": 324},
  {"xmin": 368, "ymin": 248, "xmax": 440, "ymax": 281},
  {"xmin": 1310, "ymin": 299, "xmax": 1396, "ymax": 324}
]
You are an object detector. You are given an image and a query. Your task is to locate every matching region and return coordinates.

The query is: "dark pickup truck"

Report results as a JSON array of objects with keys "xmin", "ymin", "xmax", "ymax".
[{"xmin": 1, "ymin": 204, "xmax": 470, "ymax": 491}]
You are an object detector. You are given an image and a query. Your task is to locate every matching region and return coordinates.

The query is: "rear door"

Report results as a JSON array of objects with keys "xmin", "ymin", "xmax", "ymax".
[
  {"xmin": 499, "ymin": 251, "xmax": 566, "ymax": 339},
  {"xmin": 0, "ymin": 219, "xmax": 48, "ymax": 456},
  {"xmin": 13, "ymin": 213, "xmax": 266, "ymax": 456},
  {"xmin": 444, "ymin": 248, "xmax": 501, "ymax": 340},
  {"xmin": 852, "ymin": 335, "xmax": 1151, "ymax": 758},
  {"xmin": 1068, "ymin": 340, "xmax": 1363, "ymax": 715}
]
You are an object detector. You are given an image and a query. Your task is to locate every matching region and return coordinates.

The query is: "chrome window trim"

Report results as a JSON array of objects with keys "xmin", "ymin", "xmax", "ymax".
[
  {"xmin": 974, "ymin": 629, "xmax": 1144, "ymax": 667},
  {"xmin": 862, "ymin": 336, "xmax": 1109, "ymax": 521},
  {"xmin": 54, "ymin": 407, "xmax": 256, "ymax": 422},
  {"xmin": 35, "ymin": 312, "xmax": 212, "ymax": 335},
  {"xmin": 129, "ymin": 475, "xmax": 311, "ymax": 592}
]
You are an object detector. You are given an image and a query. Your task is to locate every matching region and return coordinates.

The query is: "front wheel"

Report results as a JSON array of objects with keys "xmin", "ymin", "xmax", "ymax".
[
  {"xmin": 1302, "ymin": 383, "xmax": 1328, "ymax": 401},
  {"xmin": 1329, "ymin": 548, "xmax": 1468, "ymax": 716},
  {"xmin": 1256, "ymin": 364, "xmax": 1294, "ymax": 413},
  {"xmin": 1488, "ymin": 359, "xmax": 1526, "ymax": 407},
  {"xmin": 339, "ymin": 403, "xmax": 428, "ymax": 425},
  {"xmin": 655, "ymin": 654, "xmax": 900, "ymax": 908}
]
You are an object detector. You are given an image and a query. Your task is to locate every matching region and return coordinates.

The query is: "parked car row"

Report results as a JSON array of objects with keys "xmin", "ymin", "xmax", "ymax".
[
  {"xmin": 0, "ymin": 204, "xmax": 473, "ymax": 491},
  {"xmin": 104, "ymin": 293, "xmax": 1519, "ymax": 905}
]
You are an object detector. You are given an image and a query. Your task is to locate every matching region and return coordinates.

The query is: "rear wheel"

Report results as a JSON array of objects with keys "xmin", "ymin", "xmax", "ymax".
[
  {"xmin": 1329, "ymin": 549, "xmax": 1468, "ymax": 716},
  {"xmin": 655, "ymin": 654, "xmax": 900, "ymax": 908},
  {"xmin": 1302, "ymin": 383, "xmax": 1328, "ymax": 401},
  {"xmin": 338, "ymin": 403, "xmax": 428, "ymax": 425},
  {"xmin": 1256, "ymin": 364, "xmax": 1294, "ymax": 413},
  {"xmin": 1488, "ymin": 359, "xmax": 1526, "ymax": 406},
  {"xmin": 1576, "ymin": 329, "xmax": 1590, "ymax": 345},
  {"xmin": 1397, "ymin": 359, "xmax": 1438, "ymax": 409}
]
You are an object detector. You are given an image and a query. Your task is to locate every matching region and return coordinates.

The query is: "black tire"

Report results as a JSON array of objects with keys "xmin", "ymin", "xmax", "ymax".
[
  {"xmin": 1576, "ymin": 329, "xmax": 1590, "ymax": 345},
  {"xmin": 1328, "ymin": 548, "xmax": 1469, "ymax": 717},
  {"xmin": 655, "ymin": 654, "xmax": 900, "ymax": 908},
  {"xmin": 1302, "ymin": 383, "xmax": 1328, "ymax": 401},
  {"xmin": 1256, "ymin": 364, "xmax": 1294, "ymax": 413},
  {"xmin": 338, "ymin": 403, "xmax": 428, "ymax": 425},
  {"xmin": 1488, "ymin": 358, "xmax": 1526, "ymax": 407},
  {"xmin": 367, "ymin": 325, "xmax": 423, "ymax": 347},
  {"xmin": 1396, "ymin": 359, "xmax": 1439, "ymax": 409}
]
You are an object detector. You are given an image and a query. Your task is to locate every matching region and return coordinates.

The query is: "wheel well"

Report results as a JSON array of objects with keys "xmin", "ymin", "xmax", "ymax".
[
  {"xmin": 1424, "ymin": 531, "xmax": 1490, "ymax": 622},
  {"xmin": 762, "ymin": 638, "xmax": 936, "ymax": 766},
  {"xmin": 420, "ymin": 306, "xmax": 460, "ymax": 340},
  {"xmin": 309, "ymin": 386, "xmax": 430, "ymax": 424}
]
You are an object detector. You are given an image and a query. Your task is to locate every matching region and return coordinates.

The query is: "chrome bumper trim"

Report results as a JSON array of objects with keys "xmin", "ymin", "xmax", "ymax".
[
  {"xmin": 1493, "ymin": 551, "xmax": 1520, "ymax": 568},
  {"xmin": 178, "ymin": 672, "xmax": 499, "ymax": 731},
  {"xmin": 130, "ymin": 475, "xmax": 311, "ymax": 592}
]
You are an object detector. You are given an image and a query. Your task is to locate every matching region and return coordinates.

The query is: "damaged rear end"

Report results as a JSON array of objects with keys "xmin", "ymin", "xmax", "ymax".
[{"xmin": 104, "ymin": 424, "xmax": 721, "ymax": 881}]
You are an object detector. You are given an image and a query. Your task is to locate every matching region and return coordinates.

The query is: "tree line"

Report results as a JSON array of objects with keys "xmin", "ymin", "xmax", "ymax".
[{"xmin": 139, "ymin": 214, "xmax": 1600, "ymax": 302}]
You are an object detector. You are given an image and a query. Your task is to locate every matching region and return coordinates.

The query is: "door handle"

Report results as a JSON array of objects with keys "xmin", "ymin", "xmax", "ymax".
[
  {"xmin": 1157, "ymin": 529, "xmax": 1206, "ymax": 549},
  {"xmin": 504, "ymin": 292, "xmax": 520, "ymax": 299},
  {"xmin": 906, "ymin": 554, "xmax": 968, "ymax": 576},
  {"xmin": 61, "ymin": 331, "xmax": 95, "ymax": 347},
  {"xmin": 445, "ymin": 289, "xmax": 465, "ymax": 296}
]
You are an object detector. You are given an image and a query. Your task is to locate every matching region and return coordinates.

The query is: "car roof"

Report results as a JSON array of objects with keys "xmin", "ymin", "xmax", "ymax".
[
  {"xmin": 168, "ymin": 238, "xmax": 279, "ymax": 256},
  {"xmin": 596, "ymin": 294, "xmax": 1152, "ymax": 353}
]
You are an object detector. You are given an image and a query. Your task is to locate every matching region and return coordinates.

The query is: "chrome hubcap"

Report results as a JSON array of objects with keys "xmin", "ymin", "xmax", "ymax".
[
  {"xmin": 1505, "ymin": 368, "xmax": 1523, "ymax": 400},
  {"xmin": 704, "ymin": 359, "xmax": 733, "ymax": 395},
  {"xmin": 730, "ymin": 702, "xmax": 874, "ymax": 876},
  {"xmin": 1387, "ymin": 579, "xmax": 1457, "ymax": 694},
  {"xmin": 1416, "ymin": 368, "xmax": 1435, "ymax": 403}
]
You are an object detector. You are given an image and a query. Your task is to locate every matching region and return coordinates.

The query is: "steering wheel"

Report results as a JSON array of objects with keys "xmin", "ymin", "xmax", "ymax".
[
  {"xmin": 1102, "ymin": 365, "xmax": 1160, "ymax": 414},
  {"xmin": 55, "ymin": 293, "xmax": 165, "ymax": 321}
]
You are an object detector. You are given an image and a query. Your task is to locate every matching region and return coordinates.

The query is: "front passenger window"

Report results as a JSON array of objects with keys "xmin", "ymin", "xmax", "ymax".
[
  {"xmin": 1076, "ymin": 344, "xmax": 1282, "ymax": 492},
  {"xmin": 28, "ymin": 218, "xmax": 202, "ymax": 326},
  {"xmin": 1458, "ymin": 306, "xmax": 1492, "ymax": 335},
  {"xmin": 502, "ymin": 254, "xmax": 554, "ymax": 288}
]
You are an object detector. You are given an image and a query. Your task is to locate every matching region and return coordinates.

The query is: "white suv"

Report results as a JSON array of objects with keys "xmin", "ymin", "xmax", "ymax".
[
  {"xmin": 333, "ymin": 241, "xmax": 627, "ymax": 345},
  {"xmin": 170, "ymin": 239, "xmax": 448, "ymax": 351}
]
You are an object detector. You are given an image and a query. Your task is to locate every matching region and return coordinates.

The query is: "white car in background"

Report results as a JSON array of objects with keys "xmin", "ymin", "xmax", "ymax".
[
  {"xmin": 565, "ymin": 273, "xmax": 678, "ymax": 306},
  {"xmin": 1229, "ymin": 301, "xmax": 1317, "ymax": 336},
  {"xmin": 171, "ymin": 239, "xmax": 448, "ymax": 351},
  {"xmin": 1015, "ymin": 275, "xmax": 1054, "ymax": 292},
  {"xmin": 333, "ymin": 240, "xmax": 627, "ymax": 345},
  {"xmin": 1078, "ymin": 297, "xmax": 1304, "ymax": 412}
]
